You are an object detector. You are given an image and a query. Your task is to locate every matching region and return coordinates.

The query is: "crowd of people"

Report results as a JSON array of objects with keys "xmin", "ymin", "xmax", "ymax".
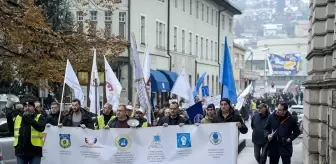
[{"xmin": 1, "ymin": 92, "xmax": 301, "ymax": 164}]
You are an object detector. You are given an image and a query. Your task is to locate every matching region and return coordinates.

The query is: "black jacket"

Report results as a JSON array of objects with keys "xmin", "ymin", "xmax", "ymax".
[
  {"xmin": 7, "ymin": 111, "xmax": 46, "ymax": 157},
  {"xmin": 157, "ymin": 115, "xmax": 190, "ymax": 126},
  {"xmin": 215, "ymin": 108, "xmax": 248, "ymax": 134},
  {"xmin": 107, "ymin": 115, "xmax": 130, "ymax": 128},
  {"xmin": 62, "ymin": 108, "xmax": 94, "ymax": 129},
  {"xmin": 264, "ymin": 112, "xmax": 301, "ymax": 157},
  {"xmin": 251, "ymin": 111, "xmax": 270, "ymax": 145},
  {"xmin": 46, "ymin": 112, "xmax": 63, "ymax": 126}
]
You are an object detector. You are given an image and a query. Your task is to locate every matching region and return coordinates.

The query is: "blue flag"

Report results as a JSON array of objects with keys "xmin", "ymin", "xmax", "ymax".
[
  {"xmin": 186, "ymin": 101, "xmax": 203, "ymax": 123},
  {"xmin": 219, "ymin": 37, "xmax": 237, "ymax": 103},
  {"xmin": 192, "ymin": 72, "xmax": 206, "ymax": 98}
]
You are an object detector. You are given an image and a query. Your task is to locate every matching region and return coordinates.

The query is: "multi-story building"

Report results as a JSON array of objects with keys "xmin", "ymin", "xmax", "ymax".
[
  {"xmin": 68, "ymin": 0, "xmax": 241, "ymax": 105},
  {"xmin": 304, "ymin": 1, "xmax": 336, "ymax": 164},
  {"xmin": 245, "ymin": 38, "xmax": 308, "ymax": 89},
  {"xmin": 233, "ymin": 43, "xmax": 246, "ymax": 92},
  {"xmin": 294, "ymin": 20, "xmax": 309, "ymax": 37}
]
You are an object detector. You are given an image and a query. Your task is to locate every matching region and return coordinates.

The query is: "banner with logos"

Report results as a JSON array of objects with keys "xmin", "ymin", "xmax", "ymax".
[
  {"xmin": 267, "ymin": 53, "xmax": 302, "ymax": 75},
  {"xmin": 41, "ymin": 123, "xmax": 238, "ymax": 164}
]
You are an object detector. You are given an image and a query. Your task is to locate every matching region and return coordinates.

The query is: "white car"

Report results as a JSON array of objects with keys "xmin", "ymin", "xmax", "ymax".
[
  {"xmin": 0, "ymin": 118, "xmax": 15, "ymax": 164},
  {"xmin": 289, "ymin": 105, "xmax": 304, "ymax": 133}
]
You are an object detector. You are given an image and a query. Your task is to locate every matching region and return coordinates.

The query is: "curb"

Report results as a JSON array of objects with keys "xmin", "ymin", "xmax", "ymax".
[{"xmin": 238, "ymin": 139, "xmax": 246, "ymax": 154}]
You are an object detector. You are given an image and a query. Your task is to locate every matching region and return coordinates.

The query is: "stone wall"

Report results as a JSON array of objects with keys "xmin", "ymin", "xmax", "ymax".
[{"xmin": 304, "ymin": 0, "xmax": 336, "ymax": 164}]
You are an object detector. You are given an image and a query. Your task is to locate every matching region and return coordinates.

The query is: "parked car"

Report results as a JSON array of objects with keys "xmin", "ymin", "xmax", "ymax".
[
  {"xmin": 0, "ymin": 118, "xmax": 15, "ymax": 164},
  {"xmin": 289, "ymin": 105, "xmax": 304, "ymax": 133}
]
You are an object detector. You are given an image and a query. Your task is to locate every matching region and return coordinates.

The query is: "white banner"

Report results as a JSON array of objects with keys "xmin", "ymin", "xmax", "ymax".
[{"xmin": 41, "ymin": 123, "xmax": 238, "ymax": 164}]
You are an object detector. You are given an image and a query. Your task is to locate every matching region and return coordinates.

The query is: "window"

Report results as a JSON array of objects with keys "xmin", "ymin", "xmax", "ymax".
[
  {"xmin": 119, "ymin": 12, "xmax": 126, "ymax": 38},
  {"xmin": 189, "ymin": 32, "xmax": 192, "ymax": 55},
  {"xmin": 207, "ymin": 75, "xmax": 209, "ymax": 86},
  {"xmin": 211, "ymin": 75, "xmax": 214, "ymax": 95},
  {"xmin": 201, "ymin": 3, "xmax": 204, "ymax": 21},
  {"xmin": 229, "ymin": 18, "xmax": 233, "ymax": 32},
  {"xmin": 201, "ymin": 37, "xmax": 204, "ymax": 58},
  {"xmin": 196, "ymin": 1, "xmax": 199, "ymax": 18},
  {"xmin": 220, "ymin": 43, "xmax": 224, "ymax": 62},
  {"xmin": 189, "ymin": 0, "xmax": 192, "ymax": 15},
  {"xmin": 140, "ymin": 16, "xmax": 146, "ymax": 44},
  {"xmin": 211, "ymin": 9, "xmax": 214, "ymax": 25},
  {"xmin": 215, "ymin": 11, "xmax": 218, "ymax": 27},
  {"xmin": 211, "ymin": 40, "xmax": 213, "ymax": 60},
  {"xmin": 182, "ymin": 0, "xmax": 185, "ymax": 12},
  {"xmin": 156, "ymin": 21, "xmax": 165, "ymax": 49},
  {"xmin": 195, "ymin": 35, "xmax": 199, "ymax": 56},
  {"xmin": 206, "ymin": 6, "xmax": 209, "ymax": 23},
  {"xmin": 77, "ymin": 11, "xmax": 84, "ymax": 21},
  {"xmin": 189, "ymin": 75, "xmax": 192, "ymax": 87},
  {"xmin": 158, "ymin": 0, "xmax": 164, "ymax": 2},
  {"xmin": 105, "ymin": 23, "xmax": 112, "ymax": 37},
  {"xmin": 175, "ymin": 0, "xmax": 178, "ymax": 8},
  {"xmin": 215, "ymin": 42, "xmax": 218, "ymax": 61},
  {"xmin": 206, "ymin": 39, "xmax": 208, "ymax": 59},
  {"xmin": 90, "ymin": 11, "xmax": 97, "ymax": 21},
  {"xmin": 182, "ymin": 30, "xmax": 185, "ymax": 53},
  {"xmin": 105, "ymin": 11, "xmax": 112, "ymax": 21},
  {"xmin": 222, "ymin": 15, "xmax": 225, "ymax": 30},
  {"xmin": 174, "ymin": 27, "xmax": 177, "ymax": 51},
  {"xmin": 196, "ymin": 73, "xmax": 200, "ymax": 84}
]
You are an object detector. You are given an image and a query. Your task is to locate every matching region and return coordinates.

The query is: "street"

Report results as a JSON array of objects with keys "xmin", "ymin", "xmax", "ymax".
[{"xmin": 238, "ymin": 120, "xmax": 303, "ymax": 164}]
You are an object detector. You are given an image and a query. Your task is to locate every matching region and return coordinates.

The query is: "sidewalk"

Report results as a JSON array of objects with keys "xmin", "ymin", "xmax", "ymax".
[
  {"xmin": 238, "ymin": 142, "xmax": 303, "ymax": 164},
  {"xmin": 238, "ymin": 120, "xmax": 303, "ymax": 164}
]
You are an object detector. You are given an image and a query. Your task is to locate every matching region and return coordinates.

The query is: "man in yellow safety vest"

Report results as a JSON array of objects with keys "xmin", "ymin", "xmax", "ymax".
[
  {"xmin": 133, "ymin": 107, "xmax": 150, "ymax": 127},
  {"xmin": 95, "ymin": 103, "xmax": 115, "ymax": 129},
  {"xmin": 12, "ymin": 100, "xmax": 46, "ymax": 164}
]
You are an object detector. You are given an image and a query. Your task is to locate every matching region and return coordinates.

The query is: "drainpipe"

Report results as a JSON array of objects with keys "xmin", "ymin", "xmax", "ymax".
[
  {"xmin": 217, "ymin": 8, "xmax": 226, "ymax": 74},
  {"xmin": 127, "ymin": 0, "xmax": 132, "ymax": 102},
  {"xmin": 194, "ymin": 60, "xmax": 198, "ymax": 83},
  {"xmin": 167, "ymin": 0, "xmax": 172, "ymax": 71}
]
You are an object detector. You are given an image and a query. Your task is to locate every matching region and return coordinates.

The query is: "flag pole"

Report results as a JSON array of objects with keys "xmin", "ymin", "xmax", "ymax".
[
  {"xmin": 58, "ymin": 61, "xmax": 68, "ymax": 125},
  {"xmin": 94, "ymin": 78, "xmax": 98, "ymax": 115}
]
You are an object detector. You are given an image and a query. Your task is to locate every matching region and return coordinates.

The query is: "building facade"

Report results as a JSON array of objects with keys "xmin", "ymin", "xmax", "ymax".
[
  {"xmin": 68, "ymin": 0, "xmax": 241, "ymax": 105},
  {"xmin": 304, "ymin": 1, "xmax": 336, "ymax": 164},
  {"xmin": 245, "ymin": 38, "xmax": 308, "ymax": 89},
  {"xmin": 233, "ymin": 43, "xmax": 246, "ymax": 92}
]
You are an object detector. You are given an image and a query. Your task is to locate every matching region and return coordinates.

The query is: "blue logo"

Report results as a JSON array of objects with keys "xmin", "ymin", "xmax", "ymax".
[
  {"xmin": 209, "ymin": 132, "xmax": 222, "ymax": 145},
  {"xmin": 176, "ymin": 133, "xmax": 191, "ymax": 148},
  {"xmin": 148, "ymin": 134, "xmax": 163, "ymax": 149},
  {"xmin": 193, "ymin": 114, "xmax": 204, "ymax": 123},
  {"xmin": 115, "ymin": 134, "xmax": 132, "ymax": 151},
  {"xmin": 59, "ymin": 134, "xmax": 71, "ymax": 149}
]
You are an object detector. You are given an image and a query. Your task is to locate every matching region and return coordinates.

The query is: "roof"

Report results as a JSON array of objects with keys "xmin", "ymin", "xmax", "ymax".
[{"xmin": 211, "ymin": 0, "xmax": 242, "ymax": 15}]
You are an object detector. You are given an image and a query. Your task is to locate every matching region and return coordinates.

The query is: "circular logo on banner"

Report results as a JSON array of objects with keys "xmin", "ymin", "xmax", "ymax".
[
  {"xmin": 115, "ymin": 134, "xmax": 132, "ymax": 151},
  {"xmin": 193, "ymin": 114, "xmax": 204, "ymax": 123},
  {"xmin": 209, "ymin": 132, "xmax": 222, "ymax": 145}
]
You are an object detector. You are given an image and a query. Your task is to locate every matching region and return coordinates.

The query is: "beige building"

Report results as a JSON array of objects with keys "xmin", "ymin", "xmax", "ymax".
[
  {"xmin": 304, "ymin": 1, "xmax": 336, "ymax": 164},
  {"xmin": 232, "ymin": 43, "xmax": 246, "ymax": 92},
  {"xmin": 294, "ymin": 20, "xmax": 309, "ymax": 37}
]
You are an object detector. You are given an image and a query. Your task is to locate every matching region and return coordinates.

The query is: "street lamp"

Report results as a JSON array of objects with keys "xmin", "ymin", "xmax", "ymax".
[{"xmin": 261, "ymin": 47, "xmax": 269, "ymax": 93}]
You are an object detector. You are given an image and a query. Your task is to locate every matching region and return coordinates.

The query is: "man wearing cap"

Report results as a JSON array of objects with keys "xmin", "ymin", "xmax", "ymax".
[
  {"xmin": 133, "ymin": 107, "xmax": 150, "ymax": 127},
  {"xmin": 125, "ymin": 105, "xmax": 133, "ymax": 117},
  {"xmin": 95, "ymin": 103, "xmax": 115, "ymax": 129},
  {"xmin": 9, "ymin": 100, "xmax": 46, "ymax": 164}
]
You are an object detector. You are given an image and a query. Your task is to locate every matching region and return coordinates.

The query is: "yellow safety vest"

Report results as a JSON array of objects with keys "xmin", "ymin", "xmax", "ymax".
[
  {"xmin": 97, "ymin": 115, "xmax": 115, "ymax": 129},
  {"xmin": 251, "ymin": 102, "xmax": 256, "ymax": 110},
  {"xmin": 13, "ymin": 114, "xmax": 43, "ymax": 147},
  {"xmin": 141, "ymin": 121, "xmax": 149, "ymax": 127}
]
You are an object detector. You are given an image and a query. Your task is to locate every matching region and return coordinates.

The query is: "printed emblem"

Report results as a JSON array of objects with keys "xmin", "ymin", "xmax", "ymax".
[{"xmin": 59, "ymin": 134, "xmax": 71, "ymax": 149}]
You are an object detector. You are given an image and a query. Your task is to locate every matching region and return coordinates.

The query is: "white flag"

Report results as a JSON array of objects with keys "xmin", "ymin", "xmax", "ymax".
[
  {"xmin": 64, "ymin": 59, "xmax": 84, "ymax": 105},
  {"xmin": 130, "ymin": 32, "xmax": 150, "ymax": 111},
  {"xmin": 89, "ymin": 49, "xmax": 100, "ymax": 114},
  {"xmin": 171, "ymin": 67, "xmax": 194, "ymax": 105},
  {"xmin": 104, "ymin": 56, "xmax": 122, "ymax": 112},
  {"xmin": 235, "ymin": 84, "xmax": 253, "ymax": 110},
  {"xmin": 142, "ymin": 46, "xmax": 151, "ymax": 121}
]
